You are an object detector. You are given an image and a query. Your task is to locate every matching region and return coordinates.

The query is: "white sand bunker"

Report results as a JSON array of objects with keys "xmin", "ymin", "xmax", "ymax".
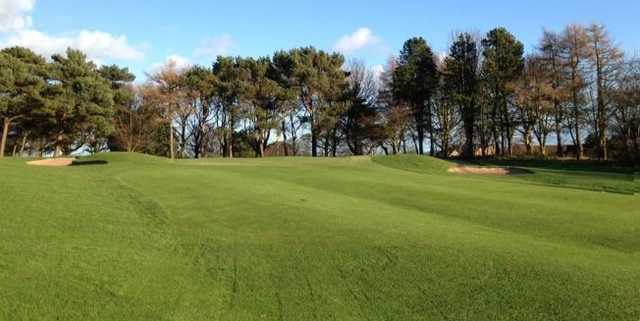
[
  {"xmin": 448, "ymin": 165, "xmax": 525, "ymax": 176},
  {"xmin": 27, "ymin": 158, "xmax": 75, "ymax": 167}
]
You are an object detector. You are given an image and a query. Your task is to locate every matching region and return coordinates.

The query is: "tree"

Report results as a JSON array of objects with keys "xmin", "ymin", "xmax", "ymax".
[
  {"xmin": 99, "ymin": 65, "xmax": 143, "ymax": 153},
  {"xmin": 341, "ymin": 60, "xmax": 380, "ymax": 155},
  {"xmin": 586, "ymin": 24, "xmax": 623, "ymax": 160},
  {"xmin": 271, "ymin": 51, "xmax": 299, "ymax": 156},
  {"xmin": 376, "ymin": 58, "xmax": 410, "ymax": 154},
  {"xmin": 515, "ymin": 55, "xmax": 554, "ymax": 155},
  {"xmin": 481, "ymin": 27, "xmax": 525, "ymax": 156},
  {"xmin": 213, "ymin": 56, "xmax": 246, "ymax": 158},
  {"xmin": 561, "ymin": 24, "xmax": 589, "ymax": 160},
  {"xmin": 44, "ymin": 49, "xmax": 114, "ymax": 157},
  {"xmin": 393, "ymin": 37, "xmax": 439, "ymax": 155},
  {"xmin": 108, "ymin": 84, "xmax": 162, "ymax": 153},
  {"xmin": 146, "ymin": 61, "xmax": 187, "ymax": 160},
  {"xmin": 442, "ymin": 33, "xmax": 480, "ymax": 159},
  {"xmin": 0, "ymin": 47, "xmax": 46, "ymax": 158},
  {"xmin": 611, "ymin": 58, "xmax": 640, "ymax": 162},
  {"xmin": 433, "ymin": 80, "xmax": 458, "ymax": 158},
  {"xmin": 183, "ymin": 65, "xmax": 218, "ymax": 158},
  {"xmin": 241, "ymin": 57, "xmax": 286, "ymax": 157},
  {"xmin": 283, "ymin": 47, "xmax": 347, "ymax": 157},
  {"xmin": 540, "ymin": 30, "xmax": 569, "ymax": 157}
]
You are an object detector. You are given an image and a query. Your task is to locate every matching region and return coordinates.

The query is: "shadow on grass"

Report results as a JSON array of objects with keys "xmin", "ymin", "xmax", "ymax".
[
  {"xmin": 504, "ymin": 167, "xmax": 534, "ymax": 175},
  {"xmin": 71, "ymin": 160, "xmax": 109, "ymax": 166},
  {"xmin": 466, "ymin": 158, "xmax": 637, "ymax": 174}
]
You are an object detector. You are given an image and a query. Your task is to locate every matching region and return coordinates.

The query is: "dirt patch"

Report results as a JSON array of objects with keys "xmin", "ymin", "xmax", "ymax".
[
  {"xmin": 27, "ymin": 158, "xmax": 75, "ymax": 167},
  {"xmin": 448, "ymin": 165, "xmax": 527, "ymax": 176}
]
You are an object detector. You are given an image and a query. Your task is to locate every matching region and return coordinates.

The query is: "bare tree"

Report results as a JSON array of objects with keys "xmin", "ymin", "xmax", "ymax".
[
  {"xmin": 586, "ymin": 24, "xmax": 624, "ymax": 160},
  {"xmin": 612, "ymin": 58, "xmax": 640, "ymax": 161},
  {"xmin": 146, "ymin": 61, "xmax": 187, "ymax": 160},
  {"xmin": 561, "ymin": 24, "xmax": 590, "ymax": 160},
  {"xmin": 540, "ymin": 30, "xmax": 569, "ymax": 157},
  {"xmin": 341, "ymin": 60, "xmax": 380, "ymax": 155},
  {"xmin": 515, "ymin": 55, "xmax": 554, "ymax": 155},
  {"xmin": 111, "ymin": 85, "xmax": 160, "ymax": 153}
]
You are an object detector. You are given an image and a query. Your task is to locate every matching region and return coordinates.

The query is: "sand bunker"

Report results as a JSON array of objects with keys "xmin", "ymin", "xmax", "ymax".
[
  {"xmin": 448, "ymin": 165, "xmax": 525, "ymax": 176},
  {"xmin": 27, "ymin": 158, "xmax": 75, "ymax": 167}
]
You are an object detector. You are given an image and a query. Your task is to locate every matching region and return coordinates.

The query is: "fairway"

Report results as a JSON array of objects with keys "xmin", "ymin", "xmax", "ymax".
[{"xmin": 1, "ymin": 153, "xmax": 639, "ymax": 321}]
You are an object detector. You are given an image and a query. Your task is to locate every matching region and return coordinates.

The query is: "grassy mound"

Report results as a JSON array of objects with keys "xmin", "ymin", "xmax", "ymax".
[
  {"xmin": 372, "ymin": 154, "xmax": 452, "ymax": 174},
  {"xmin": 1, "ymin": 153, "xmax": 639, "ymax": 320}
]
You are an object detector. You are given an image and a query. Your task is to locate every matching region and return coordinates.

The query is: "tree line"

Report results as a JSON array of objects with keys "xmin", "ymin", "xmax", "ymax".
[{"xmin": 1, "ymin": 23, "xmax": 639, "ymax": 163}]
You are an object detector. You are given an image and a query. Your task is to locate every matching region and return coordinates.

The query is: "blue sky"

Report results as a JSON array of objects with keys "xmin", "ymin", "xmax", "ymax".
[{"xmin": 1, "ymin": 0, "xmax": 639, "ymax": 80}]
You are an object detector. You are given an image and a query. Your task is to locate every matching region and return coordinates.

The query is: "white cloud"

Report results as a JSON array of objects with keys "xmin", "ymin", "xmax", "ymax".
[
  {"xmin": 2, "ymin": 29, "xmax": 145, "ymax": 62},
  {"xmin": 0, "ymin": 0, "xmax": 35, "ymax": 32},
  {"xmin": 0, "ymin": 1, "xmax": 145, "ymax": 64},
  {"xmin": 150, "ymin": 54, "xmax": 191, "ymax": 73},
  {"xmin": 165, "ymin": 54, "xmax": 191, "ymax": 70},
  {"xmin": 194, "ymin": 34, "xmax": 235, "ymax": 58},
  {"xmin": 335, "ymin": 27, "xmax": 380, "ymax": 54}
]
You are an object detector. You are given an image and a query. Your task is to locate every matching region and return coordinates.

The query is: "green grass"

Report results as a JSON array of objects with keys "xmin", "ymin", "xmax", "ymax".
[
  {"xmin": 1, "ymin": 153, "xmax": 639, "ymax": 321},
  {"xmin": 467, "ymin": 158, "xmax": 639, "ymax": 195},
  {"xmin": 372, "ymin": 154, "xmax": 452, "ymax": 174}
]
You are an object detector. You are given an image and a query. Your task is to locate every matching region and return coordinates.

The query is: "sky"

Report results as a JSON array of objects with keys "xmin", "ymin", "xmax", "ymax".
[{"xmin": 1, "ymin": 0, "xmax": 639, "ymax": 81}]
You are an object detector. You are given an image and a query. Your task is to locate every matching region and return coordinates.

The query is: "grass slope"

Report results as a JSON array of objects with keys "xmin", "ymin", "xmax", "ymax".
[
  {"xmin": 373, "ymin": 155, "xmax": 639, "ymax": 195},
  {"xmin": 1, "ymin": 153, "xmax": 639, "ymax": 321},
  {"xmin": 468, "ymin": 158, "xmax": 640, "ymax": 195}
]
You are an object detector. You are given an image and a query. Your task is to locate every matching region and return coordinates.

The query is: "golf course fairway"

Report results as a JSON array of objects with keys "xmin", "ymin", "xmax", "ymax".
[{"xmin": 1, "ymin": 153, "xmax": 638, "ymax": 321}]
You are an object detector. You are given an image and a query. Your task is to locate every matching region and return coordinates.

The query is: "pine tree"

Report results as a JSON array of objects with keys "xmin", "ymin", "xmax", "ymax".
[
  {"xmin": 481, "ymin": 28, "xmax": 525, "ymax": 156},
  {"xmin": 0, "ymin": 47, "xmax": 46, "ymax": 158},
  {"xmin": 442, "ymin": 33, "xmax": 480, "ymax": 159},
  {"xmin": 45, "ymin": 49, "xmax": 114, "ymax": 157},
  {"xmin": 393, "ymin": 37, "xmax": 439, "ymax": 155}
]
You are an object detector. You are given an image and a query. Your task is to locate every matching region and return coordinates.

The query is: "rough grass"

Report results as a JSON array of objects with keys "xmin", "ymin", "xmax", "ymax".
[{"xmin": 1, "ymin": 153, "xmax": 639, "ymax": 321}]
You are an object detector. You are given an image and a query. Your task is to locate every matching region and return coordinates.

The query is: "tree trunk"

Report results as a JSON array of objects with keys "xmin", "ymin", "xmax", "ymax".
[
  {"xmin": 462, "ymin": 113, "xmax": 475, "ymax": 160},
  {"xmin": 524, "ymin": 130, "xmax": 532, "ymax": 155},
  {"xmin": 310, "ymin": 114, "xmax": 318, "ymax": 157},
  {"xmin": 282, "ymin": 120, "xmax": 289, "ymax": 157},
  {"xmin": 228, "ymin": 113, "xmax": 235, "ymax": 159},
  {"xmin": 573, "ymin": 91, "xmax": 582, "ymax": 161},
  {"xmin": 411, "ymin": 133, "xmax": 419, "ymax": 155},
  {"xmin": 331, "ymin": 127, "xmax": 338, "ymax": 157},
  {"xmin": 55, "ymin": 132, "xmax": 64, "ymax": 158},
  {"xmin": 417, "ymin": 128, "xmax": 424, "ymax": 155},
  {"xmin": 19, "ymin": 133, "xmax": 28, "ymax": 156},
  {"xmin": 570, "ymin": 60, "xmax": 583, "ymax": 161},
  {"xmin": 427, "ymin": 102, "xmax": 434, "ymax": 156},
  {"xmin": 402, "ymin": 133, "xmax": 407, "ymax": 154},
  {"xmin": 39, "ymin": 137, "xmax": 45, "ymax": 158},
  {"xmin": 169, "ymin": 124, "xmax": 175, "ymax": 160},
  {"xmin": 596, "ymin": 72, "xmax": 607, "ymax": 160},
  {"xmin": 0, "ymin": 118, "xmax": 10, "ymax": 159},
  {"xmin": 554, "ymin": 106, "xmax": 564, "ymax": 157},
  {"xmin": 417, "ymin": 122, "xmax": 425, "ymax": 155}
]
